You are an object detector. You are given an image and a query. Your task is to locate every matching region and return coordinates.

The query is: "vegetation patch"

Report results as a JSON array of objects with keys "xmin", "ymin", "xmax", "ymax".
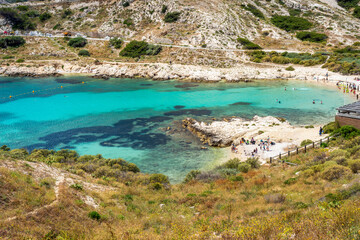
[
  {"xmin": 296, "ymin": 31, "xmax": 328, "ymax": 43},
  {"xmin": 0, "ymin": 7, "xmax": 36, "ymax": 30},
  {"xmin": 271, "ymin": 15, "xmax": 312, "ymax": 31},
  {"xmin": 0, "ymin": 36, "xmax": 25, "ymax": 48},
  {"xmin": 120, "ymin": 40, "xmax": 162, "ymax": 58},
  {"xmin": 110, "ymin": 37, "xmax": 123, "ymax": 49},
  {"xmin": 164, "ymin": 12, "xmax": 181, "ymax": 23},
  {"xmin": 78, "ymin": 49, "xmax": 90, "ymax": 57},
  {"xmin": 241, "ymin": 4, "xmax": 265, "ymax": 19},
  {"xmin": 237, "ymin": 38, "xmax": 262, "ymax": 50},
  {"xmin": 68, "ymin": 37, "xmax": 88, "ymax": 48}
]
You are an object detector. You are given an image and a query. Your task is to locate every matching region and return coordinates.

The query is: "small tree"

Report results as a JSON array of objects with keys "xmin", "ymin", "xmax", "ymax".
[
  {"xmin": 110, "ymin": 37, "xmax": 123, "ymax": 49},
  {"xmin": 78, "ymin": 49, "xmax": 90, "ymax": 56},
  {"xmin": 39, "ymin": 12, "xmax": 52, "ymax": 22},
  {"xmin": 68, "ymin": 37, "xmax": 87, "ymax": 48},
  {"xmin": 164, "ymin": 12, "xmax": 181, "ymax": 23}
]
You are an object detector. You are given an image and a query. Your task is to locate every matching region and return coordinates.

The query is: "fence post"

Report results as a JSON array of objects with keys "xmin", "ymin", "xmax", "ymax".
[
  {"xmin": 327, "ymin": 137, "xmax": 329, "ymax": 143},
  {"xmin": 296, "ymin": 147, "xmax": 298, "ymax": 154},
  {"xmin": 313, "ymin": 142, "xmax": 315, "ymax": 148},
  {"xmin": 279, "ymin": 153, "xmax": 281, "ymax": 160},
  {"xmin": 304, "ymin": 145, "xmax": 307, "ymax": 153},
  {"xmin": 288, "ymin": 151, "xmax": 290, "ymax": 157},
  {"xmin": 270, "ymin": 157, "xmax": 272, "ymax": 163}
]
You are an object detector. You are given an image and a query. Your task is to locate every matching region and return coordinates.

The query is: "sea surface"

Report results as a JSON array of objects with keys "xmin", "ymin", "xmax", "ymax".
[{"xmin": 0, "ymin": 77, "xmax": 353, "ymax": 182}]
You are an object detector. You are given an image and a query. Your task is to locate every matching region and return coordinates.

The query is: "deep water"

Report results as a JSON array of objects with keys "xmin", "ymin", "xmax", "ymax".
[{"xmin": 0, "ymin": 77, "xmax": 353, "ymax": 182}]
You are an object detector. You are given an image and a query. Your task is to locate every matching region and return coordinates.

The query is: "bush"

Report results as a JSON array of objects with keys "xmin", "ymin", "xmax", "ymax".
[
  {"xmin": 110, "ymin": 37, "xmax": 123, "ymax": 49},
  {"xmin": 25, "ymin": 10, "xmax": 39, "ymax": 18},
  {"xmin": 337, "ymin": 0, "xmax": 360, "ymax": 9},
  {"xmin": 246, "ymin": 158, "xmax": 260, "ymax": 169},
  {"xmin": 237, "ymin": 37, "xmax": 262, "ymax": 50},
  {"xmin": 161, "ymin": 5, "xmax": 168, "ymax": 14},
  {"xmin": 0, "ymin": 8, "xmax": 36, "ymax": 30},
  {"xmin": 88, "ymin": 211, "xmax": 101, "ymax": 220},
  {"xmin": 123, "ymin": 18, "xmax": 133, "ymax": 26},
  {"xmin": 122, "ymin": 1, "xmax": 130, "ymax": 7},
  {"xmin": 68, "ymin": 37, "xmax": 87, "ymax": 48},
  {"xmin": 149, "ymin": 173, "xmax": 169, "ymax": 184},
  {"xmin": 285, "ymin": 66, "xmax": 295, "ymax": 71},
  {"xmin": 184, "ymin": 170, "xmax": 201, "ymax": 183},
  {"xmin": 17, "ymin": 5, "xmax": 29, "ymax": 11},
  {"xmin": 223, "ymin": 158, "xmax": 241, "ymax": 169},
  {"xmin": 62, "ymin": 9, "xmax": 72, "ymax": 18},
  {"xmin": 347, "ymin": 160, "xmax": 360, "ymax": 173},
  {"xmin": 284, "ymin": 177, "xmax": 297, "ymax": 185},
  {"xmin": 321, "ymin": 165, "xmax": 352, "ymax": 181},
  {"xmin": 241, "ymin": 4, "xmax": 265, "ymax": 19},
  {"xmin": 301, "ymin": 139, "xmax": 313, "ymax": 147},
  {"xmin": 296, "ymin": 31, "xmax": 327, "ymax": 43},
  {"xmin": 39, "ymin": 12, "xmax": 52, "ymax": 22},
  {"xmin": 238, "ymin": 162, "xmax": 251, "ymax": 173},
  {"xmin": 271, "ymin": 15, "xmax": 312, "ymax": 31},
  {"xmin": 0, "ymin": 36, "xmax": 25, "ymax": 48},
  {"xmin": 323, "ymin": 122, "xmax": 340, "ymax": 134},
  {"xmin": 120, "ymin": 40, "xmax": 162, "ymax": 58},
  {"xmin": 78, "ymin": 49, "xmax": 90, "ymax": 56},
  {"xmin": 16, "ymin": 59, "xmax": 24, "ymax": 63},
  {"xmin": 164, "ymin": 12, "xmax": 181, "ymax": 23},
  {"xmin": 354, "ymin": 6, "xmax": 360, "ymax": 18},
  {"xmin": 334, "ymin": 126, "xmax": 360, "ymax": 139}
]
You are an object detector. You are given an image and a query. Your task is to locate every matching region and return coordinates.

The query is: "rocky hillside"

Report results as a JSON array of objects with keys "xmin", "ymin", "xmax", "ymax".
[{"xmin": 1, "ymin": 0, "xmax": 360, "ymax": 49}]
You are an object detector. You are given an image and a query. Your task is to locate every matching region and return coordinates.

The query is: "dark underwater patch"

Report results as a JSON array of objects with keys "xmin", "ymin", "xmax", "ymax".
[
  {"xmin": 55, "ymin": 78, "xmax": 84, "ymax": 84},
  {"xmin": 174, "ymin": 83, "xmax": 199, "ymax": 89},
  {"xmin": 230, "ymin": 102, "xmax": 251, "ymax": 106},
  {"xmin": 24, "ymin": 116, "xmax": 173, "ymax": 151},
  {"xmin": 174, "ymin": 105, "xmax": 185, "ymax": 109},
  {"xmin": 140, "ymin": 84, "xmax": 153, "ymax": 86},
  {"xmin": 0, "ymin": 112, "xmax": 16, "ymax": 122},
  {"xmin": 164, "ymin": 109, "xmax": 212, "ymax": 116}
]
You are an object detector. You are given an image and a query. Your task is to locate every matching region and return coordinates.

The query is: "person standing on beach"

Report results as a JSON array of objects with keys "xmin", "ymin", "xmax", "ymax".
[{"xmin": 319, "ymin": 127, "xmax": 323, "ymax": 136}]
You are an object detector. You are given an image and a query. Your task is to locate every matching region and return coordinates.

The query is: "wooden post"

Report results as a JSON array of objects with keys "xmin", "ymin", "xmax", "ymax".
[
  {"xmin": 327, "ymin": 137, "xmax": 329, "ymax": 143},
  {"xmin": 313, "ymin": 142, "xmax": 315, "ymax": 148},
  {"xmin": 270, "ymin": 157, "xmax": 272, "ymax": 163},
  {"xmin": 288, "ymin": 151, "xmax": 290, "ymax": 157},
  {"xmin": 279, "ymin": 153, "xmax": 281, "ymax": 160},
  {"xmin": 304, "ymin": 145, "xmax": 307, "ymax": 153},
  {"xmin": 296, "ymin": 147, "xmax": 298, "ymax": 154}
]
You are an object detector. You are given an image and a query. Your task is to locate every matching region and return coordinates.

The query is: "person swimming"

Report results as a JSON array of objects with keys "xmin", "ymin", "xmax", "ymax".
[{"xmin": 313, "ymin": 100, "xmax": 315, "ymax": 104}]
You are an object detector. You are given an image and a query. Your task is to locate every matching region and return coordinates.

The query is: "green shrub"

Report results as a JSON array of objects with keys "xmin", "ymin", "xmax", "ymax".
[
  {"xmin": 70, "ymin": 183, "xmax": 83, "ymax": 191},
  {"xmin": 164, "ymin": 12, "xmax": 181, "ymax": 23},
  {"xmin": 238, "ymin": 162, "xmax": 251, "ymax": 173},
  {"xmin": 122, "ymin": 1, "xmax": 130, "ymax": 7},
  {"xmin": 110, "ymin": 37, "xmax": 123, "ymax": 49},
  {"xmin": 16, "ymin": 58, "xmax": 24, "ymax": 63},
  {"xmin": 301, "ymin": 139, "xmax": 313, "ymax": 147},
  {"xmin": 25, "ymin": 10, "xmax": 39, "ymax": 18},
  {"xmin": 61, "ymin": 9, "xmax": 72, "ymax": 18},
  {"xmin": 53, "ymin": 23, "xmax": 61, "ymax": 30},
  {"xmin": 120, "ymin": 40, "xmax": 162, "ymax": 58},
  {"xmin": 347, "ymin": 160, "xmax": 360, "ymax": 173},
  {"xmin": 184, "ymin": 170, "xmax": 201, "ymax": 183},
  {"xmin": 149, "ymin": 173, "xmax": 169, "ymax": 184},
  {"xmin": 17, "ymin": 5, "xmax": 29, "ymax": 11},
  {"xmin": 223, "ymin": 158, "xmax": 241, "ymax": 169},
  {"xmin": 68, "ymin": 37, "xmax": 87, "ymax": 48},
  {"xmin": 289, "ymin": 9, "xmax": 301, "ymax": 16},
  {"xmin": 237, "ymin": 37, "xmax": 262, "ymax": 50},
  {"xmin": 284, "ymin": 177, "xmax": 297, "ymax": 185},
  {"xmin": 296, "ymin": 31, "xmax": 327, "ymax": 43},
  {"xmin": 271, "ymin": 15, "xmax": 312, "ymax": 31},
  {"xmin": 337, "ymin": 0, "xmax": 360, "ymax": 9},
  {"xmin": 241, "ymin": 4, "xmax": 265, "ymax": 19},
  {"xmin": 334, "ymin": 125, "xmax": 360, "ymax": 139},
  {"xmin": 285, "ymin": 66, "xmax": 295, "ymax": 71},
  {"xmin": 88, "ymin": 211, "xmax": 101, "ymax": 220},
  {"xmin": 246, "ymin": 158, "xmax": 260, "ymax": 169},
  {"xmin": 161, "ymin": 5, "xmax": 168, "ymax": 14},
  {"xmin": 123, "ymin": 18, "xmax": 133, "ymax": 26},
  {"xmin": 39, "ymin": 12, "xmax": 52, "ymax": 22},
  {"xmin": 78, "ymin": 49, "xmax": 90, "ymax": 56},
  {"xmin": 0, "ymin": 8, "xmax": 36, "ymax": 30},
  {"xmin": 0, "ymin": 36, "xmax": 25, "ymax": 48},
  {"xmin": 323, "ymin": 122, "xmax": 340, "ymax": 134},
  {"xmin": 229, "ymin": 175, "xmax": 244, "ymax": 182},
  {"xmin": 321, "ymin": 165, "xmax": 352, "ymax": 181},
  {"xmin": 2, "ymin": 55, "xmax": 14, "ymax": 59}
]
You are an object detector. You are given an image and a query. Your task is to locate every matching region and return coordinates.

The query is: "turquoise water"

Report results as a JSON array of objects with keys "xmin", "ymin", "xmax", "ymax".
[{"xmin": 0, "ymin": 77, "xmax": 353, "ymax": 182}]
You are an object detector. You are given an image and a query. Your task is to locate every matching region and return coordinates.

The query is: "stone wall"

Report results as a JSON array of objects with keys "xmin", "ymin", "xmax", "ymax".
[{"xmin": 335, "ymin": 115, "xmax": 360, "ymax": 129}]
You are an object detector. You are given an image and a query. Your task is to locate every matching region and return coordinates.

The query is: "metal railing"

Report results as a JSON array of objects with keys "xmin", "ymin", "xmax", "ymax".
[{"xmin": 269, "ymin": 133, "xmax": 340, "ymax": 164}]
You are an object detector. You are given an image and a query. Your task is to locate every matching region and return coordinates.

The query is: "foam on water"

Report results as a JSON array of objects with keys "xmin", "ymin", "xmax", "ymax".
[{"xmin": 0, "ymin": 77, "xmax": 354, "ymax": 182}]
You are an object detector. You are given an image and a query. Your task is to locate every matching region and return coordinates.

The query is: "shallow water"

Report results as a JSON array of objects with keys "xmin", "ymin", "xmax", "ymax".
[{"xmin": 0, "ymin": 77, "xmax": 353, "ymax": 182}]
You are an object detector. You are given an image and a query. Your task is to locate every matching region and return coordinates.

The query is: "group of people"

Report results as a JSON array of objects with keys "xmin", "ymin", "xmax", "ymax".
[
  {"xmin": 337, "ymin": 81, "xmax": 359, "ymax": 100},
  {"xmin": 231, "ymin": 136, "xmax": 276, "ymax": 157}
]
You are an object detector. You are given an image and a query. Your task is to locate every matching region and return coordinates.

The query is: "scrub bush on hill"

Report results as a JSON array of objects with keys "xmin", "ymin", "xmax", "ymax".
[
  {"xmin": 334, "ymin": 125, "xmax": 360, "ymax": 139},
  {"xmin": 78, "ymin": 49, "xmax": 90, "ymax": 56},
  {"xmin": 39, "ymin": 12, "xmax": 52, "ymax": 22},
  {"xmin": 241, "ymin": 4, "xmax": 265, "ymax": 19},
  {"xmin": 109, "ymin": 37, "xmax": 123, "ymax": 49},
  {"xmin": 336, "ymin": 0, "xmax": 360, "ymax": 10},
  {"xmin": 0, "ymin": 36, "xmax": 26, "ymax": 48},
  {"xmin": 237, "ymin": 38, "xmax": 262, "ymax": 50},
  {"xmin": 271, "ymin": 15, "xmax": 312, "ymax": 31},
  {"xmin": 120, "ymin": 40, "xmax": 162, "ymax": 58},
  {"xmin": 0, "ymin": 8, "xmax": 36, "ymax": 30},
  {"xmin": 68, "ymin": 37, "xmax": 87, "ymax": 48},
  {"xmin": 296, "ymin": 31, "xmax": 328, "ymax": 43},
  {"xmin": 164, "ymin": 12, "xmax": 181, "ymax": 23}
]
